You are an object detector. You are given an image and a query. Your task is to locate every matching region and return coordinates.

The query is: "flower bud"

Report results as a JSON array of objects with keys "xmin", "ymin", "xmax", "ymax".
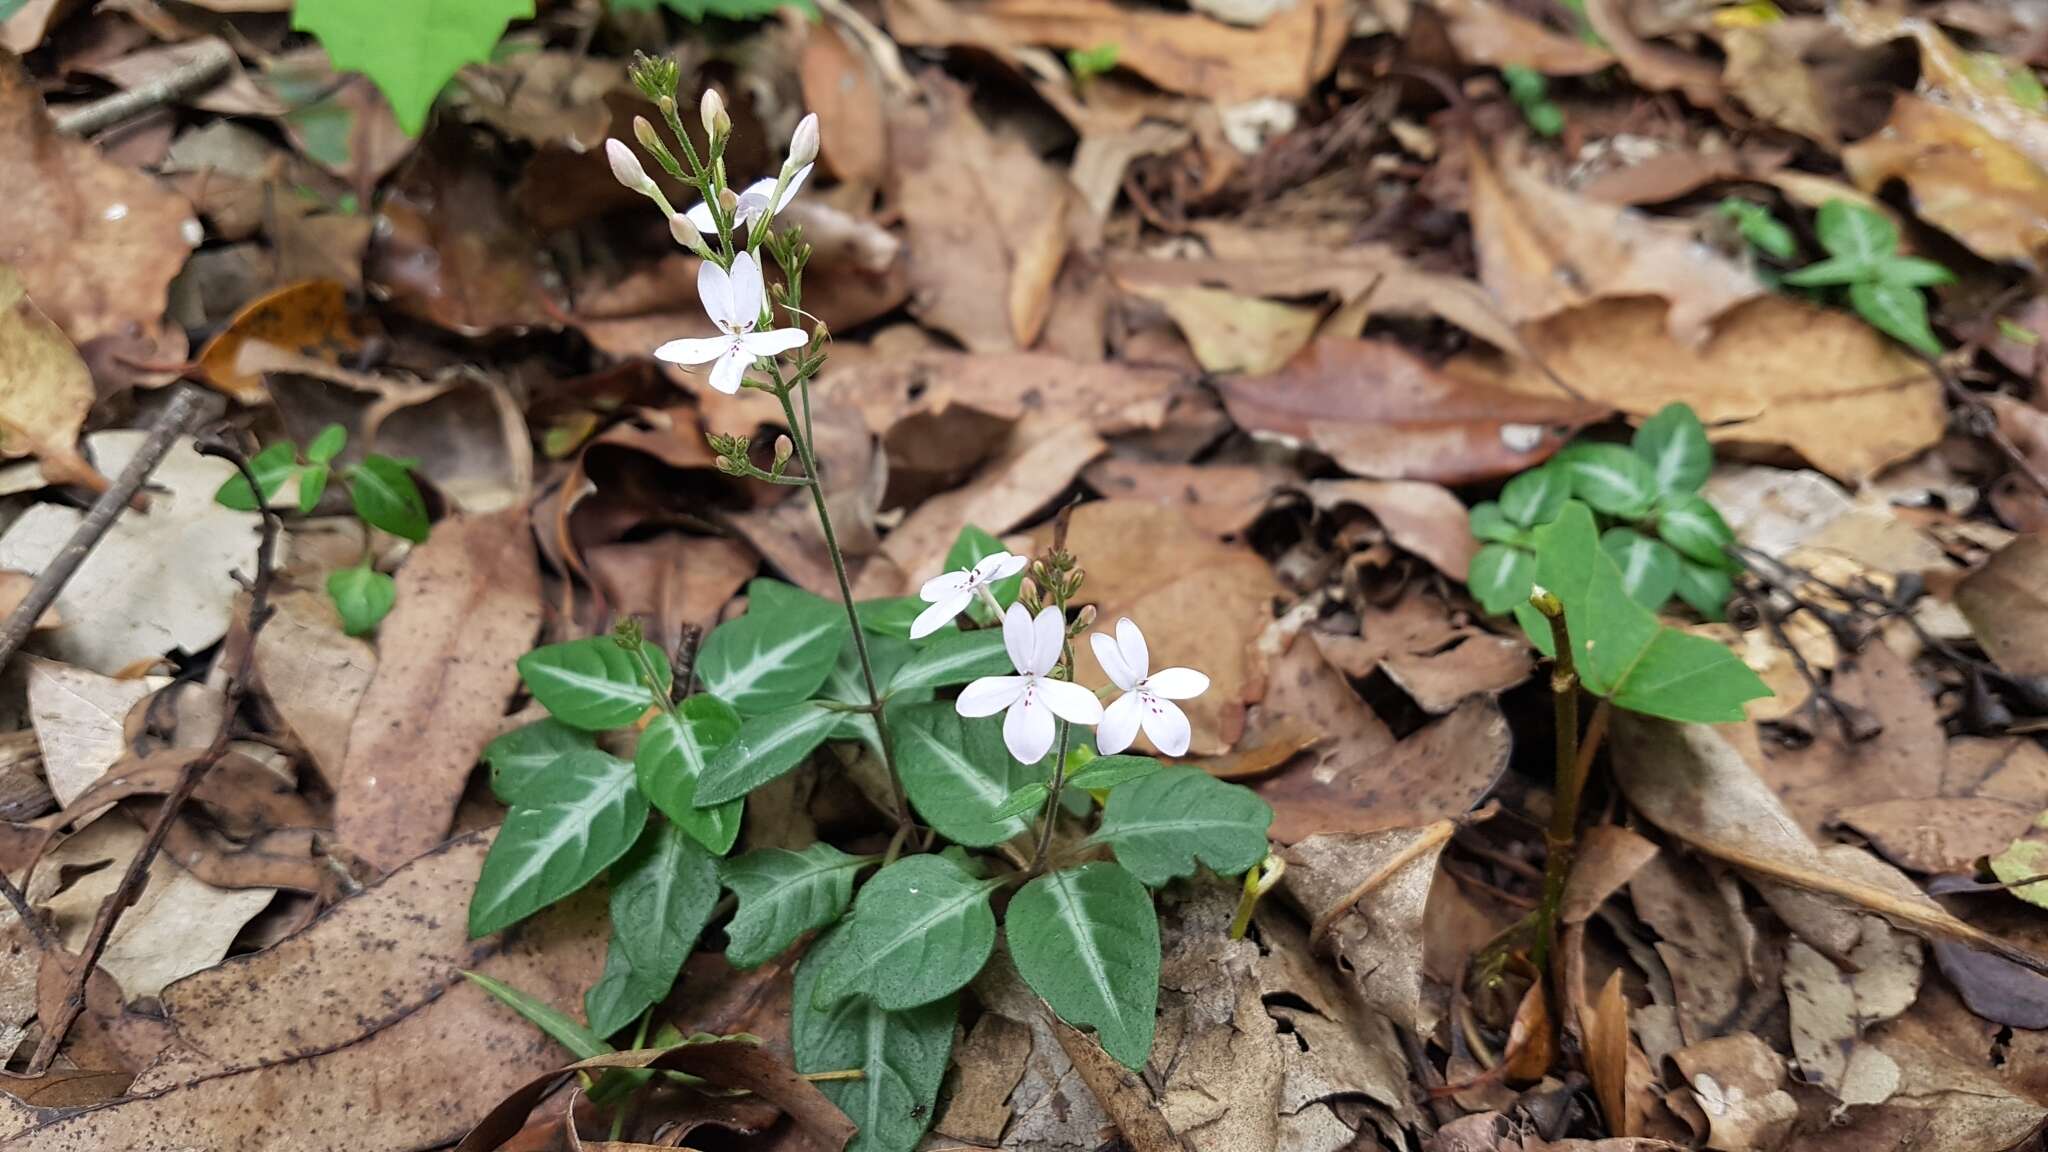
[
  {"xmin": 1071, "ymin": 604, "xmax": 1097, "ymax": 633},
  {"xmin": 1018, "ymin": 576, "xmax": 1040, "ymax": 610},
  {"xmin": 633, "ymin": 115, "xmax": 661, "ymax": 153},
  {"xmin": 669, "ymin": 212, "xmax": 702, "ymax": 249},
  {"xmin": 787, "ymin": 112, "xmax": 820, "ymax": 170},
  {"xmin": 719, "ymin": 187, "xmax": 740, "ymax": 214},
  {"xmin": 700, "ymin": 89, "xmax": 729, "ymax": 138},
  {"xmin": 659, "ymin": 94, "xmax": 676, "ymax": 119},
  {"xmin": 606, "ymin": 138, "xmax": 653, "ymax": 195},
  {"xmin": 772, "ymin": 435, "xmax": 794, "ymax": 471}
]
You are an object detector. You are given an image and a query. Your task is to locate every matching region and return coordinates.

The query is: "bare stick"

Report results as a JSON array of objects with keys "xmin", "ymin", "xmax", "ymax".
[
  {"xmin": 0, "ymin": 384, "xmax": 213, "ymax": 672},
  {"xmin": 54, "ymin": 40, "xmax": 236, "ymax": 136}
]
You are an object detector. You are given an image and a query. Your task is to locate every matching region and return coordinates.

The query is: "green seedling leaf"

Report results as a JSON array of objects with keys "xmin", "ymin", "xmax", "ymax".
[
  {"xmin": 1468, "ymin": 502, "xmax": 1521, "ymax": 545},
  {"xmin": 585, "ymin": 944, "xmax": 658, "ymax": 1039},
  {"xmin": 293, "ymin": 0, "xmax": 535, "ymax": 136},
  {"xmin": 327, "ymin": 565, "xmax": 396, "ymax": 637},
  {"xmin": 698, "ymin": 588, "xmax": 848, "ymax": 716},
  {"xmin": 722, "ymin": 842, "xmax": 872, "ymax": 969},
  {"xmin": 349, "ymin": 453, "xmax": 431, "ymax": 541},
  {"xmin": 608, "ymin": 819, "xmax": 720, "ymax": 1009},
  {"xmin": 1089, "ymin": 767, "xmax": 1273, "ymax": 887},
  {"xmin": 1675, "ymin": 558, "xmax": 1734, "ymax": 621},
  {"xmin": 468, "ymin": 748, "xmax": 648, "ymax": 937},
  {"xmin": 695, "ymin": 702, "xmax": 839, "ymax": 807},
  {"xmin": 1781, "ymin": 255, "xmax": 1871, "ymax": 287},
  {"xmin": 888, "ymin": 630, "xmax": 1012, "ymax": 695},
  {"xmin": 1065, "ymin": 41, "xmax": 1120, "ymax": 81},
  {"xmin": 214, "ymin": 440, "xmax": 298, "ymax": 511},
  {"xmin": 517, "ymin": 637, "xmax": 667, "ymax": 731},
  {"xmin": 1877, "ymin": 256, "xmax": 1955, "ymax": 289},
  {"xmin": 1633, "ymin": 404, "xmax": 1712, "ymax": 496},
  {"xmin": 989, "ymin": 782, "xmax": 1050, "ymax": 820},
  {"xmin": 465, "ymin": 971, "xmax": 611, "ymax": 1060},
  {"xmin": 1600, "ymin": 528, "xmax": 1682, "ymax": 609},
  {"xmin": 891, "ymin": 704, "xmax": 1037, "ymax": 847},
  {"xmin": 1006, "ymin": 862, "xmax": 1159, "ymax": 1071},
  {"xmin": 1849, "ymin": 280, "xmax": 1943, "ymax": 356},
  {"xmin": 1469, "ymin": 543, "xmax": 1537, "ymax": 616},
  {"xmin": 1065, "ymin": 754, "xmax": 1163, "ymax": 793},
  {"xmin": 296, "ymin": 463, "xmax": 330, "ymax": 515},
  {"xmin": 1499, "ymin": 463, "xmax": 1570, "ymax": 527},
  {"xmin": 485, "ymin": 718, "xmax": 594, "ymax": 804},
  {"xmin": 1717, "ymin": 198, "xmax": 1796, "ymax": 261},
  {"xmin": 305, "ymin": 423, "xmax": 348, "ymax": 464},
  {"xmin": 815, "ymin": 854, "xmax": 998, "ymax": 1011},
  {"xmin": 1657, "ymin": 494, "xmax": 1736, "ymax": 568},
  {"xmin": 637, "ymin": 695, "xmax": 744, "ymax": 855},
  {"xmin": 943, "ymin": 525, "xmax": 1023, "ymax": 625},
  {"xmin": 792, "ymin": 922, "xmax": 956, "ymax": 1152},
  {"xmin": 1557, "ymin": 442, "xmax": 1655, "ymax": 519},
  {"xmin": 1813, "ymin": 198, "xmax": 1898, "ymax": 264}
]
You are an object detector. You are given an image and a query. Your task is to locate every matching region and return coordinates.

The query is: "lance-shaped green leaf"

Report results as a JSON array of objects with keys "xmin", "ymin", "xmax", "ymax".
[
  {"xmin": 1499, "ymin": 463, "xmax": 1569, "ymax": 527},
  {"xmin": 517, "ymin": 637, "xmax": 668, "ymax": 731},
  {"xmin": 608, "ymin": 819, "xmax": 720, "ymax": 1009},
  {"xmin": 1557, "ymin": 442, "xmax": 1654, "ymax": 519},
  {"xmin": 722, "ymin": 842, "xmax": 874, "ymax": 969},
  {"xmin": 1600, "ymin": 528, "xmax": 1681, "ymax": 609},
  {"xmin": 944, "ymin": 525, "xmax": 1024, "ymax": 625},
  {"xmin": 856, "ymin": 597, "xmax": 932, "ymax": 640},
  {"xmin": 585, "ymin": 943, "xmax": 657, "ymax": 1039},
  {"xmin": 485, "ymin": 718, "xmax": 595, "ymax": 804},
  {"xmin": 888, "ymin": 630, "xmax": 1011, "ymax": 695},
  {"xmin": 1005, "ymin": 862, "xmax": 1159, "ymax": 1070},
  {"xmin": 1675, "ymin": 559, "xmax": 1734, "ymax": 621},
  {"xmin": 214, "ymin": 439, "xmax": 298, "ymax": 510},
  {"xmin": 1632, "ymin": 404, "xmax": 1711, "ymax": 496},
  {"xmin": 815, "ymin": 854, "xmax": 998, "ymax": 1011},
  {"xmin": 989, "ymin": 782, "xmax": 1050, "ymax": 820},
  {"xmin": 694, "ymin": 701, "xmax": 839, "ymax": 806},
  {"xmin": 1066, "ymin": 754, "xmax": 1163, "ymax": 793},
  {"xmin": 637, "ymin": 695, "xmax": 743, "ymax": 855},
  {"xmin": 792, "ymin": 923, "xmax": 957, "ymax": 1152},
  {"xmin": 1469, "ymin": 543, "xmax": 1537, "ymax": 615},
  {"xmin": 1850, "ymin": 280, "xmax": 1943, "ymax": 356},
  {"xmin": 467, "ymin": 971, "xmax": 611, "ymax": 1060},
  {"xmin": 697, "ymin": 593, "xmax": 847, "ymax": 716},
  {"xmin": 469, "ymin": 749, "xmax": 648, "ymax": 937},
  {"xmin": 1090, "ymin": 767, "xmax": 1273, "ymax": 888},
  {"xmin": 1656, "ymin": 494, "xmax": 1735, "ymax": 568},
  {"xmin": 349, "ymin": 453, "xmax": 431, "ymax": 541},
  {"xmin": 891, "ymin": 704, "xmax": 1036, "ymax": 847}
]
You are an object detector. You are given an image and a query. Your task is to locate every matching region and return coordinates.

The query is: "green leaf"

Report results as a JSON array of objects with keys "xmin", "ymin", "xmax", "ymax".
[
  {"xmin": 1675, "ymin": 559, "xmax": 1734, "ymax": 621},
  {"xmin": 1781, "ymin": 254, "xmax": 1873, "ymax": 287},
  {"xmin": 305, "ymin": 423, "xmax": 348, "ymax": 464},
  {"xmin": 585, "ymin": 943, "xmax": 658, "ymax": 1039},
  {"xmin": 698, "ymin": 591, "xmax": 848, "ymax": 716},
  {"xmin": 327, "ymin": 565, "xmax": 395, "ymax": 637},
  {"xmin": 1499, "ymin": 464, "xmax": 1570, "ymax": 527},
  {"xmin": 485, "ymin": 719, "xmax": 594, "ymax": 804},
  {"xmin": 468, "ymin": 749, "xmax": 649, "ymax": 937},
  {"xmin": 818, "ymin": 634, "xmax": 917, "ymax": 746},
  {"xmin": 888, "ymin": 630, "xmax": 1012, "ymax": 695},
  {"xmin": 1849, "ymin": 280, "xmax": 1943, "ymax": 357},
  {"xmin": 1813, "ymin": 198, "xmax": 1898, "ymax": 264},
  {"xmin": 296, "ymin": 463, "xmax": 330, "ymax": 515},
  {"xmin": 989, "ymin": 782, "xmax": 1050, "ymax": 820},
  {"xmin": 1006, "ymin": 862, "xmax": 1159, "ymax": 1070},
  {"xmin": 1468, "ymin": 502, "xmax": 1521, "ymax": 545},
  {"xmin": 722, "ymin": 842, "xmax": 872, "ymax": 969},
  {"xmin": 815, "ymin": 855, "xmax": 998, "ymax": 1011},
  {"xmin": 1089, "ymin": 767, "xmax": 1273, "ymax": 887},
  {"xmin": 293, "ymin": 0, "xmax": 534, "ymax": 136},
  {"xmin": 1469, "ymin": 543, "xmax": 1537, "ymax": 616},
  {"xmin": 792, "ymin": 922, "xmax": 956, "ymax": 1152},
  {"xmin": 695, "ymin": 702, "xmax": 840, "ymax": 806},
  {"xmin": 348, "ymin": 454, "xmax": 431, "ymax": 541},
  {"xmin": 1600, "ymin": 528, "xmax": 1681, "ymax": 609},
  {"xmin": 465, "ymin": 971, "xmax": 611, "ymax": 1060},
  {"xmin": 214, "ymin": 440, "xmax": 298, "ymax": 511},
  {"xmin": 1656, "ymin": 494, "xmax": 1735, "ymax": 568},
  {"xmin": 1717, "ymin": 198, "xmax": 1796, "ymax": 261},
  {"xmin": 608, "ymin": 819, "xmax": 720, "ymax": 1008},
  {"xmin": 517, "ymin": 637, "xmax": 667, "ymax": 731},
  {"xmin": 1065, "ymin": 41, "xmax": 1120, "ymax": 81},
  {"xmin": 1065, "ymin": 755, "xmax": 1163, "ymax": 793},
  {"xmin": 891, "ymin": 704, "xmax": 1037, "ymax": 848},
  {"xmin": 1632, "ymin": 404, "xmax": 1712, "ymax": 496},
  {"xmin": 943, "ymin": 525, "xmax": 1023, "ymax": 625},
  {"xmin": 1557, "ymin": 443, "xmax": 1655, "ymax": 519},
  {"xmin": 856, "ymin": 597, "xmax": 931, "ymax": 640},
  {"xmin": 637, "ymin": 696, "xmax": 744, "ymax": 855},
  {"xmin": 1877, "ymin": 256, "xmax": 1954, "ymax": 288}
]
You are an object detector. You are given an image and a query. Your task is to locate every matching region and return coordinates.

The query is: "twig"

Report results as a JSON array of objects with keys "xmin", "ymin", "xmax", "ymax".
[
  {"xmin": 0, "ymin": 384, "xmax": 213, "ymax": 672},
  {"xmin": 54, "ymin": 40, "xmax": 236, "ymax": 136},
  {"xmin": 23, "ymin": 436, "xmax": 281, "ymax": 1076}
]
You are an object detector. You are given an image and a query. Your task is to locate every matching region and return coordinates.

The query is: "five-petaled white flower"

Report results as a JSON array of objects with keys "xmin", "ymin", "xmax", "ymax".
[
  {"xmin": 912, "ymin": 551, "xmax": 1027, "ymax": 639},
  {"xmin": 653, "ymin": 251, "xmax": 807, "ymax": 394},
  {"xmin": 1091, "ymin": 618, "xmax": 1208, "ymax": 757},
  {"xmin": 957, "ymin": 604, "xmax": 1103, "ymax": 765}
]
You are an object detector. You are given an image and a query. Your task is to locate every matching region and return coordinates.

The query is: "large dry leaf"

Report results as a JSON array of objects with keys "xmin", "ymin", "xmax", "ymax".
[
  {"xmin": 336, "ymin": 508, "xmax": 542, "ymax": 873},
  {"xmin": 1751, "ymin": 641, "xmax": 1945, "ymax": 840},
  {"xmin": 1845, "ymin": 96, "xmax": 2048, "ymax": 269},
  {"xmin": 0, "ymin": 264, "xmax": 97, "ymax": 489},
  {"xmin": 1309, "ymin": 594, "xmax": 1531, "ymax": 716},
  {"xmin": 1282, "ymin": 821, "xmax": 1453, "ymax": 1036},
  {"xmin": 1955, "ymin": 532, "xmax": 2048, "ymax": 677},
  {"xmin": 252, "ymin": 589, "xmax": 375, "ymax": 790},
  {"xmin": 1433, "ymin": 0, "xmax": 1613, "ymax": 75},
  {"xmin": 0, "ymin": 433, "xmax": 262, "ymax": 674},
  {"xmin": 1456, "ymin": 296, "xmax": 1944, "ymax": 482},
  {"xmin": 1305, "ymin": 479, "xmax": 1479, "ymax": 581},
  {"xmin": 1120, "ymin": 281, "xmax": 1320, "ymax": 375},
  {"xmin": 26, "ymin": 659, "xmax": 167, "ymax": 807}
]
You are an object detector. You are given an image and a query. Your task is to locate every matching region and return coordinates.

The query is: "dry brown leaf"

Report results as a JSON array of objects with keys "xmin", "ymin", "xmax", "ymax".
[
  {"xmin": 1721, "ymin": 20, "xmax": 1863, "ymax": 148},
  {"xmin": 252, "ymin": 589, "xmax": 375, "ymax": 790},
  {"xmin": 1582, "ymin": 0, "xmax": 1721, "ymax": 109},
  {"xmin": 336, "ymin": 508, "xmax": 542, "ymax": 873},
  {"xmin": 1561, "ymin": 824, "xmax": 1659, "ymax": 925},
  {"xmin": 1467, "ymin": 141, "xmax": 1765, "ymax": 347},
  {"xmin": 800, "ymin": 21, "xmax": 887, "ymax": 187},
  {"xmin": 1955, "ymin": 532, "xmax": 2048, "ymax": 677},
  {"xmin": 1669, "ymin": 1034, "xmax": 1798, "ymax": 1152},
  {"xmin": 1752, "ymin": 641, "xmax": 1944, "ymax": 839},
  {"xmin": 1220, "ymin": 339, "xmax": 1602, "ymax": 484},
  {"xmin": 825, "ymin": 347, "xmax": 1179, "ymax": 449},
  {"xmin": 367, "ymin": 133, "xmax": 555, "ymax": 337},
  {"xmin": 196, "ymin": 279, "xmax": 363, "ymax": 405},
  {"xmin": 1629, "ymin": 849, "xmax": 1750, "ymax": 1047},
  {"xmin": 1121, "ymin": 281, "xmax": 1320, "ymax": 375},
  {"xmin": 366, "ymin": 371, "xmax": 535, "ymax": 514},
  {"xmin": 0, "ymin": 264, "xmax": 99, "ymax": 490},
  {"xmin": 77, "ymin": 37, "xmax": 285, "ymax": 119},
  {"xmin": 25, "ymin": 658, "xmax": 165, "ymax": 807},
  {"xmin": 1784, "ymin": 935, "xmax": 1916, "ymax": 1106},
  {"xmin": 1082, "ymin": 458, "xmax": 1285, "ymax": 538},
  {"xmin": 1306, "ymin": 479, "xmax": 1479, "ymax": 581},
  {"xmin": 584, "ymin": 534, "xmax": 757, "ymax": 643},
  {"xmin": 1434, "ymin": 0, "xmax": 1613, "ymax": 75},
  {"xmin": 1584, "ymin": 969, "xmax": 1634, "ymax": 1136},
  {"xmin": 1282, "ymin": 820, "xmax": 1453, "ymax": 1035},
  {"xmin": 1310, "ymin": 596, "xmax": 1531, "ymax": 715},
  {"xmin": 1845, "ymin": 96, "xmax": 2048, "ymax": 268},
  {"xmin": 1577, "ymin": 146, "xmax": 1790, "ymax": 206}
]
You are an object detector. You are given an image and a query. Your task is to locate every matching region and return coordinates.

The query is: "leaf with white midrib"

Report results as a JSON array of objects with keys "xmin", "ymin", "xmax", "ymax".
[
  {"xmin": 695, "ymin": 702, "xmax": 840, "ymax": 806},
  {"xmin": 792, "ymin": 922, "xmax": 955, "ymax": 1152},
  {"xmin": 817, "ymin": 855, "xmax": 997, "ymax": 1011},
  {"xmin": 888, "ymin": 630, "xmax": 1010, "ymax": 694},
  {"xmin": 699, "ymin": 598, "xmax": 848, "ymax": 716},
  {"xmin": 722, "ymin": 842, "xmax": 872, "ymax": 969},
  {"xmin": 1005, "ymin": 862, "xmax": 1158, "ymax": 1071},
  {"xmin": 1090, "ymin": 767, "xmax": 1273, "ymax": 888},
  {"xmin": 469, "ymin": 748, "xmax": 648, "ymax": 937},
  {"xmin": 892, "ymin": 704, "xmax": 1033, "ymax": 847}
]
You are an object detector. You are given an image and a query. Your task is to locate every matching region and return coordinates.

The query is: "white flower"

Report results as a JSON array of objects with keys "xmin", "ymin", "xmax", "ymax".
[
  {"xmin": 652, "ymin": 251, "xmax": 807, "ymax": 394},
  {"xmin": 787, "ymin": 112, "xmax": 820, "ymax": 170},
  {"xmin": 911, "ymin": 551, "xmax": 1028, "ymax": 639},
  {"xmin": 605, "ymin": 138, "xmax": 653, "ymax": 195},
  {"xmin": 958, "ymin": 604, "xmax": 1104, "ymax": 764},
  {"xmin": 700, "ymin": 88, "xmax": 728, "ymax": 137},
  {"xmin": 683, "ymin": 167, "xmax": 811, "ymax": 234},
  {"xmin": 1091, "ymin": 618, "xmax": 1208, "ymax": 757}
]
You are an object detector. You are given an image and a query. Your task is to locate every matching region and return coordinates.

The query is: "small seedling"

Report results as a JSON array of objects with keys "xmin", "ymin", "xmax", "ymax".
[
  {"xmin": 1502, "ymin": 67, "xmax": 1564, "ymax": 138},
  {"xmin": 1783, "ymin": 199, "xmax": 1952, "ymax": 357}
]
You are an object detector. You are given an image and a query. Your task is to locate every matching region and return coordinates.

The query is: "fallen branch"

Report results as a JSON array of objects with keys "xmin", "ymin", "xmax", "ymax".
[{"xmin": 53, "ymin": 40, "xmax": 236, "ymax": 137}]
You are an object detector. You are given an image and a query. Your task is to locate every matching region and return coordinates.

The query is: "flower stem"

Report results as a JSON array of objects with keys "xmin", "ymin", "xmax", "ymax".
[
  {"xmin": 1029, "ymin": 721, "xmax": 1073, "ymax": 874},
  {"xmin": 774, "ymin": 388, "xmax": 910, "ymax": 831},
  {"xmin": 1527, "ymin": 590, "xmax": 1608, "ymax": 974}
]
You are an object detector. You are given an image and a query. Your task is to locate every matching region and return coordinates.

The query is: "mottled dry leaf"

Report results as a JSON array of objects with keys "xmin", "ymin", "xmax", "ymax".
[
  {"xmin": 1310, "ymin": 595, "xmax": 1531, "ymax": 715},
  {"xmin": 1282, "ymin": 821, "xmax": 1451, "ymax": 1035},
  {"xmin": 1306, "ymin": 479, "xmax": 1479, "ymax": 581},
  {"xmin": 1784, "ymin": 934, "xmax": 1916, "ymax": 1106},
  {"xmin": 0, "ymin": 264, "xmax": 98, "ymax": 489},
  {"xmin": 1670, "ymin": 1034, "xmax": 1798, "ymax": 1151},
  {"xmin": 1753, "ymin": 641, "xmax": 1944, "ymax": 839},
  {"xmin": 26, "ymin": 659, "xmax": 166, "ymax": 807},
  {"xmin": 252, "ymin": 589, "xmax": 375, "ymax": 790},
  {"xmin": 1955, "ymin": 532, "xmax": 2048, "ymax": 677},
  {"xmin": 197, "ymin": 280, "xmax": 362, "ymax": 405},
  {"xmin": 1845, "ymin": 96, "xmax": 2048, "ymax": 269},
  {"xmin": 337, "ymin": 508, "xmax": 542, "ymax": 873},
  {"xmin": 368, "ymin": 133, "xmax": 555, "ymax": 337}
]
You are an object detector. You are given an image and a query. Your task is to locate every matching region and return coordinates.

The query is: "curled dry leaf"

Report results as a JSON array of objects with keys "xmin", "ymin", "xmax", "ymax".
[
  {"xmin": 1669, "ymin": 1034, "xmax": 1798, "ymax": 1152},
  {"xmin": 1305, "ymin": 479, "xmax": 1478, "ymax": 581},
  {"xmin": 252, "ymin": 588, "xmax": 375, "ymax": 789},
  {"xmin": 0, "ymin": 264, "xmax": 99, "ymax": 490},
  {"xmin": 1845, "ymin": 96, "xmax": 2048, "ymax": 269},
  {"xmin": 1310, "ymin": 596, "xmax": 1531, "ymax": 716},
  {"xmin": 1582, "ymin": 0, "xmax": 1721, "ymax": 109},
  {"xmin": 1281, "ymin": 819, "xmax": 1454, "ymax": 1036},
  {"xmin": 1433, "ymin": 0, "xmax": 1612, "ymax": 75},
  {"xmin": 1955, "ymin": 532, "xmax": 2048, "ymax": 678},
  {"xmin": 196, "ymin": 279, "xmax": 363, "ymax": 406}
]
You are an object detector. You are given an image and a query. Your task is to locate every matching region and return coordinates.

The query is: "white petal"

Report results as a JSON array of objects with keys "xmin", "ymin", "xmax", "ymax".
[
  {"xmin": 971, "ymin": 550, "xmax": 1018, "ymax": 584},
  {"xmin": 685, "ymin": 201, "xmax": 716, "ymax": 232},
  {"xmin": 1037, "ymin": 677, "xmax": 1104, "ymax": 726},
  {"xmin": 956, "ymin": 675, "xmax": 1029, "ymax": 718},
  {"xmin": 1090, "ymin": 631, "xmax": 1138, "ymax": 691},
  {"xmin": 775, "ymin": 163, "xmax": 813, "ymax": 211},
  {"xmin": 697, "ymin": 258, "xmax": 735, "ymax": 330},
  {"xmin": 652, "ymin": 336, "xmax": 727, "ymax": 366},
  {"xmin": 741, "ymin": 327, "xmax": 808, "ymax": 357},
  {"xmin": 1096, "ymin": 691, "xmax": 1142, "ymax": 756},
  {"xmin": 988, "ymin": 552, "xmax": 1029, "ymax": 581},
  {"xmin": 910, "ymin": 592, "xmax": 970, "ymax": 639},
  {"xmin": 1001, "ymin": 602, "xmax": 1036, "ymax": 674},
  {"xmin": 727, "ymin": 251, "xmax": 765, "ymax": 330},
  {"xmin": 1115, "ymin": 617, "xmax": 1150, "ymax": 683},
  {"xmin": 1141, "ymin": 694, "xmax": 1193, "ymax": 757},
  {"xmin": 1028, "ymin": 605, "xmax": 1065, "ymax": 677},
  {"xmin": 738, "ymin": 177, "xmax": 779, "ymax": 207},
  {"xmin": 708, "ymin": 345, "xmax": 748, "ymax": 394},
  {"xmin": 734, "ymin": 191, "xmax": 773, "ymax": 225},
  {"xmin": 1003, "ymin": 686, "xmax": 1056, "ymax": 764},
  {"xmin": 919, "ymin": 570, "xmax": 974, "ymax": 603},
  {"xmin": 1143, "ymin": 667, "xmax": 1209, "ymax": 700}
]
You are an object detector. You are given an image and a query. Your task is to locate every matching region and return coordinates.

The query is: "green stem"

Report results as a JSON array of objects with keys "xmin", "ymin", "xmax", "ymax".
[
  {"xmin": 1029, "ymin": 722, "xmax": 1073, "ymax": 874},
  {"xmin": 1529, "ymin": 590, "xmax": 1590, "ymax": 974}
]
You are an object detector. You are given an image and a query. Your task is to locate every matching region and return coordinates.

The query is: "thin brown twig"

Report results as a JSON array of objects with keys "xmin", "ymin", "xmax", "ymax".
[{"xmin": 23, "ymin": 435, "xmax": 282, "ymax": 1076}]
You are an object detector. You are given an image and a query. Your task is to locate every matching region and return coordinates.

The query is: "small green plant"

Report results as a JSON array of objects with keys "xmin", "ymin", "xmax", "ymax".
[
  {"xmin": 1783, "ymin": 199, "xmax": 1952, "ymax": 357},
  {"xmin": 213, "ymin": 424, "xmax": 427, "ymax": 635},
  {"xmin": 1066, "ymin": 42, "xmax": 1121, "ymax": 84},
  {"xmin": 1502, "ymin": 67, "xmax": 1564, "ymax": 138},
  {"xmin": 1717, "ymin": 196, "xmax": 1797, "ymax": 262},
  {"xmin": 1470, "ymin": 403, "xmax": 1739, "ymax": 623}
]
